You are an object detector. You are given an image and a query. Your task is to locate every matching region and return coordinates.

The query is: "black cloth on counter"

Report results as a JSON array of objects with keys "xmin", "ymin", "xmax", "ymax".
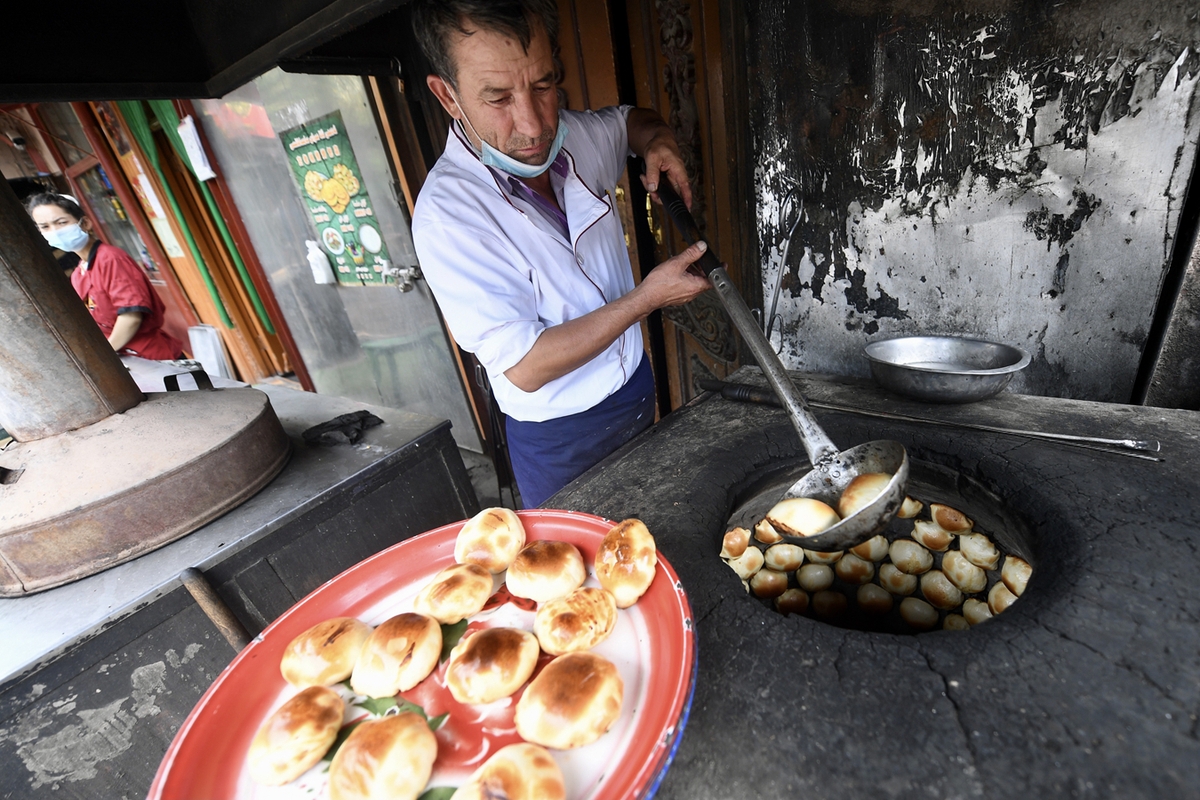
[{"xmin": 302, "ymin": 410, "xmax": 384, "ymax": 446}]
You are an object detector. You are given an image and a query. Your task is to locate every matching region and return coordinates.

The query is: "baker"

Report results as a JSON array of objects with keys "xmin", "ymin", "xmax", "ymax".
[{"xmin": 411, "ymin": 0, "xmax": 710, "ymax": 507}]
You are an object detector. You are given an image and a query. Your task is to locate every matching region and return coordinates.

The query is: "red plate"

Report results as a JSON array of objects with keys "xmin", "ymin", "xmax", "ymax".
[{"xmin": 149, "ymin": 510, "xmax": 696, "ymax": 799}]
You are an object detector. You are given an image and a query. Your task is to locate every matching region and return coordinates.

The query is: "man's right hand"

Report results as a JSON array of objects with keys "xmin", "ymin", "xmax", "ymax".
[{"xmin": 636, "ymin": 240, "xmax": 712, "ymax": 312}]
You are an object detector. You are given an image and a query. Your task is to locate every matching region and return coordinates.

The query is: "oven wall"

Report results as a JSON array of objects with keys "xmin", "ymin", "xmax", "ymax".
[{"xmin": 746, "ymin": 0, "xmax": 1200, "ymax": 402}]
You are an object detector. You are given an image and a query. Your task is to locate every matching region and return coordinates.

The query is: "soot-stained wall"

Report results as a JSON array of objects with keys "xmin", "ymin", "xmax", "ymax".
[{"xmin": 748, "ymin": 0, "xmax": 1200, "ymax": 401}]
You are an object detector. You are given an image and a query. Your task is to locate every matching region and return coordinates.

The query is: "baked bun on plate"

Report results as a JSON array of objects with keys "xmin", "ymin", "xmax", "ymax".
[
  {"xmin": 515, "ymin": 651, "xmax": 623, "ymax": 749},
  {"xmin": 412, "ymin": 562, "xmax": 493, "ymax": 624},
  {"xmin": 594, "ymin": 519, "xmax": 657, "ymax": 608},
  {"xmin": 505, "ymin": 540, "xmax": 586, "ymax": 604},
  {"xmin": 328, "ymin": 712, "xmax": 436, "ymax": 800},
  {"xmin": 446, "ymin": 627, "xmax": 540, "ymax": 705},
  {"xmin": 247, "ymin": 685, "xmax": 344, "ymax": 786},
  {"xmin": 453, "ymin": 742, "xmax": 566, "ymax": 800},
  {"xmin": 281, "ymin": 617, "xmax": 372, "ymax": 688},
  {"xmin": 350, "ymin": 613, "xmax": 442, "ymax": 698},
  {"xmin": 534, "ymin": 586, "xmax": 618, "ymax": 656},
  {"xmin": 455, "ymin": 507, "xmax": 526, "ymax": 573}
]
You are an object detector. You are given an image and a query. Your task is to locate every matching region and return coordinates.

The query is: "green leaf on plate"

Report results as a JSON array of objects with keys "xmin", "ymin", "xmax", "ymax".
[
  {"xmin": 395, "ymin": 698, "xmax": 429, "ymax": 720},
  {"xmin": 418, "ymin": 787, "xmax": 458, "ymax": 800},
  {"xmin": 322, "ymin": 719, "xmax": 364, "ymax": 761},
  {"xmin": 440, "ymin": 620, "xmax": 469, "ymax": 661},
  {"xmin": 427, "ymin": 711, "xmax": 449, "ymax": 731},
  {"xmin": 356, "ymin": 695, "xmax": 398, "ymax": 716}
]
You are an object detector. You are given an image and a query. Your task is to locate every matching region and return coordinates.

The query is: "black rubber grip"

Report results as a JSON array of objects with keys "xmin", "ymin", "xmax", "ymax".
[{"xmin": 653, "ymin": 179, "xmax": 724, "ymax": 277}]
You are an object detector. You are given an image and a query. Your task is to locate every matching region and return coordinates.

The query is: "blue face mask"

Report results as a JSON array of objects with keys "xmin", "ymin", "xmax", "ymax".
[
  {"xmin": 44, "ymin": 222, "xmax": 90, "ymax": 253},
  {"xmin": 454, "ymin": 95, "xmax": 568, "ymax": 179}
]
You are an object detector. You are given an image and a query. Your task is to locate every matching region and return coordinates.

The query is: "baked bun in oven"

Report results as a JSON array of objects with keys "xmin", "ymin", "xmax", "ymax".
[
  {"xmin": 328, "ymin": 712, "xmax": 436, "ymax": 800},
  {"xmin": 412, "ymin": 562, "xmax": 493, "ymax": 624},
  {"xmin": 534, "ymin": 587, "xmax": 618, "ymax": 656},
  {"xmin": 350, "ymin": 613, "xmax": 442, "ymax": 698},
  {"xmin": 765, "ymin": 497, "xmax": 840, "ymax": 538},
  {"xmin": 720, "ymin": 528, "xmax": 750, "ymax": 559},
  {"xmin": 930, "ymin": 503, "xmax": 973, "ymax": 533},
  {"xmin": 942, "ymin": 550, "xmax": 987, "ymax": 594},
  {"xmin": 515, "ymin": 651, "xmax": 623, "ymax": 749},
  {"xmin": 248, "ymin": 686, "xmax": 344, "ymax": 786},
  {"xmin": 911, "ymin": 519, "xmax": 955, "ymax": 552},
  {"xmin": 595, "ymin": 519, "xmax": 658, "ymax": 608},
  {"xmin": 837, "ymin": 472, "xmax": 892, "ymax": 518},
  {"xmin": 506, "ymin": 540, "xmax": 586, "ymax": 604},
  {"xmin": 454, "ymin": 743, "xmax": 566, "ymax": 800},
  {"xmin": 281, "ymin": 617, "xmax": 372, "ymax": 688},
  {"xmin": 446, "ymin": 627, "xmax": 540, "ymax": 704},
  {"xmin": 456, "ymin": 507, "xmax": 526, "ymax": 573}
]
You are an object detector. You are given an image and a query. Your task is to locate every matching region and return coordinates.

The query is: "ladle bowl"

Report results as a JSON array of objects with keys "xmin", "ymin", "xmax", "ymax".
[
  {"xmin": 778, "ymin": 440, "xmax": 909, "ymax": 551},
  {"xmin": 654, "ymin": 178, "xmax": 909, "ymax": 551}
]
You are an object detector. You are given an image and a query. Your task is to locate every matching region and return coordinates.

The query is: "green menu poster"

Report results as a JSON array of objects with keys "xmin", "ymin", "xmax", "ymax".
[{"xmin": 280, "ymin": 110, "xmax": 390, "ymax": 286}]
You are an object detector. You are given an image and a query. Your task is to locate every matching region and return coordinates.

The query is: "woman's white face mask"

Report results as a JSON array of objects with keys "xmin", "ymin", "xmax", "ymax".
[{"xmin": 43, "ymin": 222, "xmax": 91, "ymax": 253}]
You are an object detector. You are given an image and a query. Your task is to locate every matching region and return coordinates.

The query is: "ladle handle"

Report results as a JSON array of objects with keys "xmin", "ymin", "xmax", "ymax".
[{"xmin": 653, "ymin": 177, "xmax": 839, "ymax": 465}]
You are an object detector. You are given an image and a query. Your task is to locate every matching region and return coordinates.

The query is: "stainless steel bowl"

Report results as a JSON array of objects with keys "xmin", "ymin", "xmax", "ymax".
[{"xmin": 863, "ymin": 335, "xmax": 1031, "ymax": 403}]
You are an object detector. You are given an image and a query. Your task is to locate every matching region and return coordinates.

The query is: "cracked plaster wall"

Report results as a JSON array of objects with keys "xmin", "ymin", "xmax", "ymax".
[{"xmin": 747, "ymin": 0, "xmax": 1200, "ymax": 402}]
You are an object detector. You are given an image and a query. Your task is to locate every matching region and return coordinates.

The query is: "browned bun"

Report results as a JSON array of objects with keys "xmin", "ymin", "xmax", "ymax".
[
  {"xmin": 930, "ymin": 503, "xmax": 973, "ymax": 533},
  {"xmin": 856, "ymin": 583, "xmax": 893, "ymax": 615},
  {"xmin": 753, "ymin": 518, "xmax": 783, "ymax": 544},
  {"xmin": 506, "ymin": 540, "xmax": 586, "ymax": 604},
  {"xmin": 446, "ymin": 627, "xmax": 540, "ymax": 704},
  {"xmin": 1002, "ymin": 555, "xmax": 1032, "ymax": 596},
  {"xmin": 720, "ymin": 528, "xmax": 750, "ymax": 559},
  {"xmin": 899, "ymin": 597, "xmax": 938, "ymax": 630},
  {"xmin": 350, "ymin": 613, "xmax": 442, "ymax": 698},
  {"xmin": 919, "ymin": 569, "xmax": 965, "ymax": 610},
  {"xmin": 594, "ymin": 519, "xmax": 658, "ymax": 608},
  {"xmin": 911, "ymin": 519, "xmax": 954, "ymax": 552},
  {"xmin": 456, "ymin": 507, "xmax": 526, "ymax": 573},
  {"xmin": 942, "ymin": 550, "xmax": 987, "ymax": 594},
  {"xmin": 834, "ymin": 552, "xmax": 875, "ymax": 585},
  {"xmin": 811, "ymin": 590, "xmax": 848, "ymax": 619},
  {"xmin": 534, "ymin": 587, "xmax": 617, "ymax": 656},
  {"xmin": 328, "ymin": 712, "xmax": 436, "ymax": 800},
  {"xmin": 454, "ymin": 743, "xmax": 565, "ymax": 800},
  {"xmin": 412, "ymin": 563, "xmax": 493, "ymax": 624},
  {"xmin": 774, "ymin": 588, "xmax": 809, "ymax": 615},
  {"xmin": 281, "ymin": 618, "xmax": 372, "ymax": 688},
  {"xmin": 750, "ymin": 568, "xmax": 789, "ymax": 598},
  {"xmin": 897, "ymin": 496, "xmax": 924, "ymax": 518},
  {"xmin": 764, "ymin": 543, "xmax": 805, "ymax": 571},
  {"xmin": 248, "ymin": 686, "xmax": 344, "ymax": 786},
  {"xmin": 765, "ymin": 498, "xmax": 840, "ymax": 538},
  {"xmin": 837, "ymin": 472, "xmax": 892, "ymax": 518},
  {"xmin": 515, "ymin": 652, "xmax": 623, "ymax": 749}
]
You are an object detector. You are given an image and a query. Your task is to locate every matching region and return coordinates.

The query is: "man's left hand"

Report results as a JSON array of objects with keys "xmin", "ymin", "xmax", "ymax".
[
  {"xmin": 642, "ymin": 133, "xmax": 693, "ymax": 210},
  {"xmin": 627, "ymin": 108, "xmax": 694, "ymax": 209}
]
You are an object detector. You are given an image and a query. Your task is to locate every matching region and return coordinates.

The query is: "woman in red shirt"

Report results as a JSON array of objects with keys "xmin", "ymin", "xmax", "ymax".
[{"xmin": 26, "ymin": 194, "xmax": 184, "ymax": 360}]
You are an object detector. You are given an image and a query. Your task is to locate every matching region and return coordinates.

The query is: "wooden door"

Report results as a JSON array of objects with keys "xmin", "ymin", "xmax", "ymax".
[
  {"xmin": 621, "ymin": 0, "xmax": 755, "ymax": 407},
  {"xmin": 82, "ymin": 100, "xmax": 288, "ymax": 382}
]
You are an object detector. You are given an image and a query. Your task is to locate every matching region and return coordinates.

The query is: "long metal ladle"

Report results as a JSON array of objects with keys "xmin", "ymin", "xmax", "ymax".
[{"xmin": 654, "ymin": 181, "xmax": 908, "ymax": 551}]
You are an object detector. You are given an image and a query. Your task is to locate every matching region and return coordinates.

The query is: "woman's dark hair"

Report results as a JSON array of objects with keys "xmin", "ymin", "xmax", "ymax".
[
  {"xmin": 411, "ymin": 0, "xmax": 559, "ymax": 89},
  {"xmin": 25, "ymin": 192, "xmax": 84, "ymax": 221}
]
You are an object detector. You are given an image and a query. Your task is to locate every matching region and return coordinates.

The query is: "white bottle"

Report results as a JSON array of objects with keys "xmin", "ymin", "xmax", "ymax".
[{"xmin": 306, "ymin": 240, "xmax": 337, "ymax": 284}]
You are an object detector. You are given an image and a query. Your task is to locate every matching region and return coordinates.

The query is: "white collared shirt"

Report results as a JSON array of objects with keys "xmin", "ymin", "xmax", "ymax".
[{"xmin": 412, "ymin": 105, "xmax": 642, "ymax": 423}]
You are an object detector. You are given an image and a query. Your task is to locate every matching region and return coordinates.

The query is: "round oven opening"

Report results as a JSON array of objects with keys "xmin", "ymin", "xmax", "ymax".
[{"xmin": 722, "ymin": 458, "xmax": 1036, "ymax": 634}]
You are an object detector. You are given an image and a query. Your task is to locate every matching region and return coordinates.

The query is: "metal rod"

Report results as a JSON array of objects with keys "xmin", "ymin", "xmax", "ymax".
[
  {"xmin": 180, "ymin": 567, "xmax": 253, "ymax": 651},
  {"xmin": 700, "ymin": 378, "xmax": 1164, "ymax": 461},
  {"xmin": 654, "ymin": 181, "xmax": 839, "ymax": 465}
]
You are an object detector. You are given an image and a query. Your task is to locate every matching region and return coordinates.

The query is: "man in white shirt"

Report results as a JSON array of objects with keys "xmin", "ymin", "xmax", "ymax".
[{"xmin": 411, "ymin": 0, "xmax": 710, "ymax": 506}]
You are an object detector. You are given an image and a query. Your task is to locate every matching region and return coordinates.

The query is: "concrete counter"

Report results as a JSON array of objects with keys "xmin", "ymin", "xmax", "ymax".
[
  {"xmin": 552, "ymin": 369, "xmax": 1200, "ymax": 800},
  {"xmin": 0, "ymin": 384, "xmax": 477, "ymax": 798}
]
